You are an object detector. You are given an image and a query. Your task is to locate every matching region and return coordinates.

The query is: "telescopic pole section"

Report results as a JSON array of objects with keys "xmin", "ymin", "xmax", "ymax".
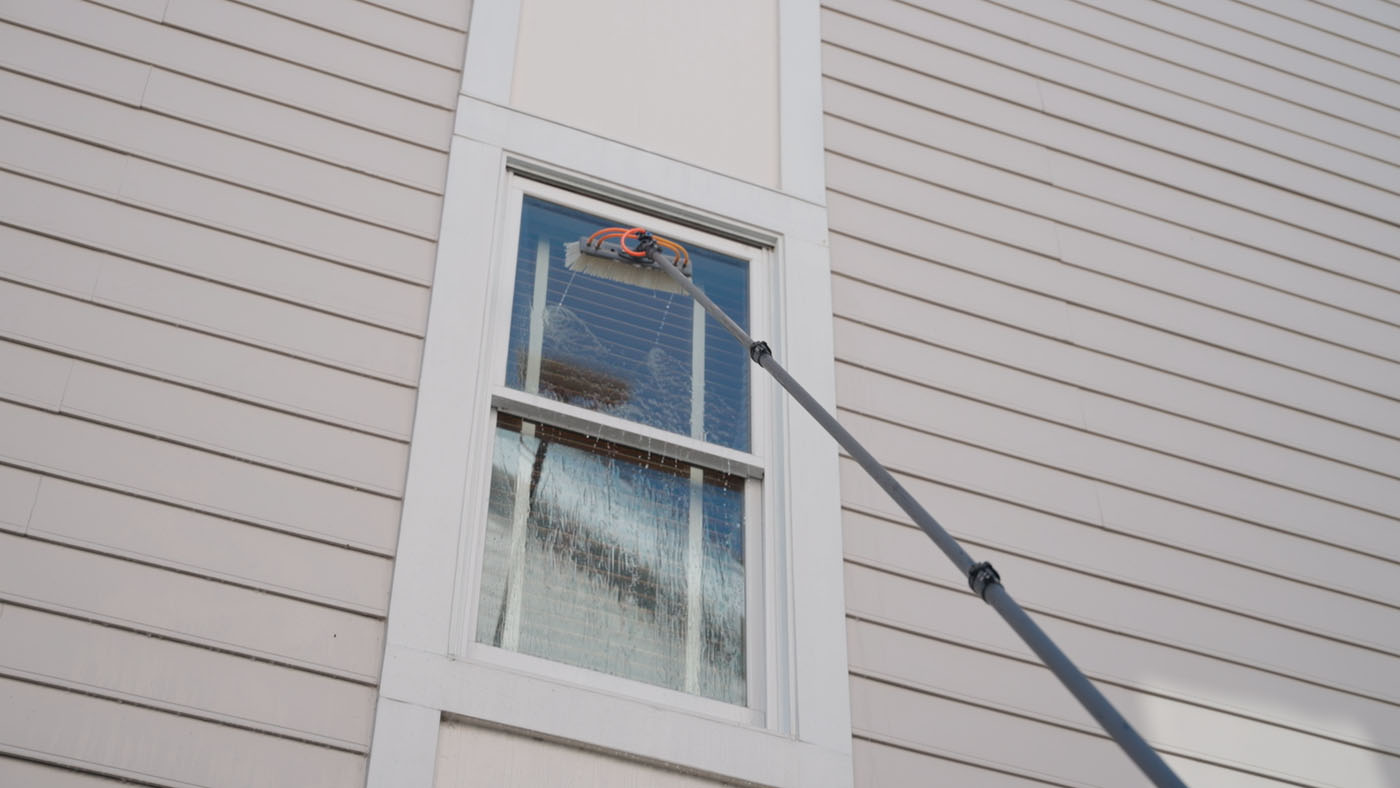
[{"xmin": 652, "ymin": 254, "xmax": 1189, "ymax": 788}]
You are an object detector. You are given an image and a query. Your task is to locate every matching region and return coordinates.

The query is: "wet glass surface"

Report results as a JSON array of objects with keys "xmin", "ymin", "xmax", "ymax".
[
  {"xmin": 476, "ymin": 415, "xmax": 746, "ymax": 705},
  {"xmin": 504, "ymin": 197, "xmax": 751, "ymax": 451}
]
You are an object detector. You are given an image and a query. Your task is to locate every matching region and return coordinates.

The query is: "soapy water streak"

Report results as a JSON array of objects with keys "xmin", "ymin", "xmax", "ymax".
[{"xmin": 477, "ymin": 418, "xmax": 747, "ymax": 705}]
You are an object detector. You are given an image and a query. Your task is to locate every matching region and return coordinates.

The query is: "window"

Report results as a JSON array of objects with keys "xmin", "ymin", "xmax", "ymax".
[
  {"xmin": 368, "ymin": 68, "xmax": 853, "ymax": 783},
  {"xmin": 465, "ymin": 180, "xmax": 770, "ymax": 718}
]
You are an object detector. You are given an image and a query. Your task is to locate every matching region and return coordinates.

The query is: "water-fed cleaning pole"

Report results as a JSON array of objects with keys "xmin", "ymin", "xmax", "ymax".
[{"xmin": 621, "ymin": 236, "xmax": 1189, "ymax": 788}]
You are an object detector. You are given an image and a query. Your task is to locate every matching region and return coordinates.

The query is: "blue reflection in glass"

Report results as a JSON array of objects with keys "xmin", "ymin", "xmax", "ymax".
[{"xmin": 505, "ymin": 197, "xmax": 751, "ymax": 451}]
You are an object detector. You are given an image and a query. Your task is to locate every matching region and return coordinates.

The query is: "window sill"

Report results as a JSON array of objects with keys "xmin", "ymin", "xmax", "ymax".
[{"xmin": 379, "ymin": 645, "xmax": 851, "ymax": 788}]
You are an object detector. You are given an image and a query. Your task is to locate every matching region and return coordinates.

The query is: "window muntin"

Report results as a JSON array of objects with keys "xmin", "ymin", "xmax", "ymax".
[{"xmin": 474, "ymin": 188, "xmax": 762, "ymax": 709}]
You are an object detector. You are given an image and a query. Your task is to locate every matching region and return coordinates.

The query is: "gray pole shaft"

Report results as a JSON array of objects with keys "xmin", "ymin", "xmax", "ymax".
[{"xmin": 654, "ymin": 255, "xmax": 1188, "ymax": 788}]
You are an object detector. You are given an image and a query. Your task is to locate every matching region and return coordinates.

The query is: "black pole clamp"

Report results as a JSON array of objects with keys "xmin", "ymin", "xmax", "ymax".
[
  {"xmin": 967, "ymin": 561, "xmax": 1001, "ymax": 600},
  {"xmin": 749, "ymin": 341, "xmax": 772, "ymax": 364}
]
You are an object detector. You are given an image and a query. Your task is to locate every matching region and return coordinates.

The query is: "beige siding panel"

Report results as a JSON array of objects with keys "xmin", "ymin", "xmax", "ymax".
[
  {"xmin": 0, "ymin": 339, "xmax": 72, "ymax": 411},
  {"xmin": 852, "ymin": 738, "xmax": 1055, "ymax": 788},
  {"xmin": 59, "ymin": 362, "xmax": 408, "ymax": 495},
  {"xmin": 142, "ymin": 68, "xmax": 447, "ymax": 192},
  {"xmin": 846, "ymin": 516, "xmax": 1400, "ymax": 705},
  {"xmin": 28, "ymin": 478, "xmax": 392, "ymax": 613},
  {"xmin": 2, "ymin": 227, "xmax": 422, "ymax": 382},
  {"xmin": 89, "ymin": 248, "xmax": 424, "ymax": 384},
  {"xmin": 823, "ymin": 72, "xmax": 1400, "ymax": 256},
  {"xmin": 236, "ymin": 0, "xmax": 467, "ymax": 67},
  {"xmin": 997, "ymin": 0, "xmax": 1400, "ymax": 139},
  {"xmin": 1156, "ymin": 0, "xmax": 1400, "ymax": 79},
  {"xmin": 972, "ymin": 0, "xmax": 1400, "ymax": 163},
  {"xmin": 828, "ymin": 236, "xmax": 1071, "ymax": 342},
  {"xmin": 1092, "ymin": 477, "xmax": 1400, "ymax": 607},
  {"xmin": 1080, "ymin": 0, "xmax": 1400, "ymax": 111},
  {"xmin": 0, "ymin": 281, "xmax": 416, "ymax": 438},
  {"xmin": 843, "ymin": 563, "xmax": 1400, "ymax": 756},
  {"xmin": 0, "ymin": 466, "xmax": 40, "ymax": 535},
  {"xmin": 822, "ymin": 7, "xmax": 1400, "ymax": 197},
  {"xmin": 1048, "ymin": 150, "xmax": 1400, "ymax": 291},
  {"xmin": 848, "ymin": 620, "xmax": 1397, "ymax": 786},
  {"xmin": 0, "ymin": 677, "xmax": 365, "ymax": 788},
  {"xmin": 1234, "ymin": 0, "xmax": 1400, "ymax": 53},
  {"xmin": 0, "ymin": 173, "xmax": 429, "ymax": 333},
  {"xmin": 850, "ymin": 675, "xmax": 1289, "ymax": 787},
  {"xmin": 0, "ymin": 69, "xmax": 443, "ymax": 237},
  {"xmin": 827, "ymin": 162, "xmax": 1400, "ymax": 340},
  {"xmin": 833, "ymin": 410, "xmax": 1102, "ymax": 525},
  {"xmin": 163, "ymin": 0, "xmax": 460, "ymax": 108},
  {"xmin": 821, "ymin": 80, "xmax": 1055, "ymax": 184},
  {"xmin": 0, "ymin": 21, "xmax": 151, "ymax": 107},
  {"xmin": 845, "ymin": 505, "xmax": 1400, "ymax": 690},
  {"xmin": 839, "ymin": 409, "xmax": 1400, "ymax": 610},
  {"xmin": 834, "ymin": 270, "xmax": 1400, "ymax": 460},
  {"xmin": 832, "ymin": 318, "xmax": 1085, "ymax": 426},
  {"xmin": 0, "ymin": 756, "xmax": 137, "ymax": 788},
  {"xmin": 825, "ymin": 119, "xmax": 1400, "ymax": 315},
  {"xmin": 827, "ymin": 1, "xmax": 1400, "ymax": 783},
  {"xmin": 0, "ymin": 120, "xmax": 437, "ymax": 281},
  {"xmin": 837, "ymin": 356, "xmax": 1400, "ymax": 531},
  {"xmin": 841, "ymin": 451, "xmax": 1400, "ymax": 620},
  {"xmin": 835, "ymin": 367, "xmax": 1400, "ymax": 627},
  {"xmin": 86, "ymin": 0, "xmax": 167, "ymax": 19},
  {"xmin": 824, "ymin": 157, "xmax": 1060, "ymax": 258},
  {"xmin": 119, "ymin": 157, "xmax": 437, "ymax": 281},
  {"xmin": 825, "ymin": 7, "xmax": 1045, "ymax": 111},
  {"xmin": 0, "ymin": 533, "xmax": 383, "ymax": 680},
  {"xmin": 362, "ymin": 0, "xmax": 472, "ymax": 31},
  {"xmin": 832, "ymin": 275, "xmax": 1400, "ymax": 480},
  {"xmin": 0, "ymin": 225, "xmax": 102, "ymax": 299},
  {"xmin": 0, "ymin": 0, "xmax": 453, "ymax": 149},
  {"xmin": 0, "ymin": 398, "xmax": 400, "ymax": 553},
  {"xmin": 0, "ymin": 119, "xmax": 126, "ymax": 196},
  {"xmin": 1035, "ymin": 81, "xmax": 1400, "ymax": 226},
  {"xmin": 1054, "ymin": 226, "xmax": 1400, "ymax": 365},
  {"xmin": 0, "ymin": 605, "xmax": 375, "ymax": 749},
  {"xmin": 1065, "ymin": 303, "xmax": 1400, "ymax": 442},
  {"xmin": 831, "ymin": 227, "xmax": 1400, "ymax": 393}
]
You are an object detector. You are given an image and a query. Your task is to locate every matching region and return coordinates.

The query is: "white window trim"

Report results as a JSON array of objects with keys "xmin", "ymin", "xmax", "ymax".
[
  {"xmin": 369, "ymin": 1, "xmax": 850, "ymax": 784},
  {"xmin": 455, "ymin": 176, "xmax": 773, "ymax": 727}
]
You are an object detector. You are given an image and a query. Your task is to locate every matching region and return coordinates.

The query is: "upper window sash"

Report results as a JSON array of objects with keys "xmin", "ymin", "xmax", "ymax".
[{"xmin": 485, "ymin": 178, "xmax": 772, "ymax": 462}]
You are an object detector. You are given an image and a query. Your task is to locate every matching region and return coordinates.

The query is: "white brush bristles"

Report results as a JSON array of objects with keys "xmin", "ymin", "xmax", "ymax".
[{"xmin": 563, "ymin": 241, "xmax": 688, "ymax": 295}]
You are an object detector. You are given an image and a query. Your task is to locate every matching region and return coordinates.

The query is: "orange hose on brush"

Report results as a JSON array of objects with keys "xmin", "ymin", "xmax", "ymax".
[{"xmin": 584, "ymin": 226, "xmax": 691, "ymax": 268}]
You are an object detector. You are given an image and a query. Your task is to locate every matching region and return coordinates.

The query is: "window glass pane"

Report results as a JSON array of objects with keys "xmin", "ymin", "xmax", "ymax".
[
  {"xmin": 477, "ymin": 415, "xmax": 746, "ymax": 705},
  {"xmin": 505, "ymin": 196, "xmax": 751, "ymax": 451}
]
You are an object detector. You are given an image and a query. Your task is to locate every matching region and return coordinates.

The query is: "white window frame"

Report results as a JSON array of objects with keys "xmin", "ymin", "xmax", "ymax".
[
  {"xmin": 368, "ymin": 1, "xmax": 850, "ymax": 785},
  {"xmin": 455, "ymin": 177, "xmax": 774, "ymax": 727}
]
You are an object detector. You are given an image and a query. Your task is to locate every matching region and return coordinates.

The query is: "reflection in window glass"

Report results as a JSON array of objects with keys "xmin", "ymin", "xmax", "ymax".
[
  {"xmin": 477, "ymin": 415, "xmax": 746, "ymax": 705},
  {"xmin": 505, "ymin": 197, "xmax": 751, "ymax": 451}
]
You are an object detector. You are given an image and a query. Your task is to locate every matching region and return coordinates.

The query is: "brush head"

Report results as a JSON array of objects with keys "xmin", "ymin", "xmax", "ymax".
[{"xmin": 564, "ymin": 237, "xmax": 692, "ymax": 296}]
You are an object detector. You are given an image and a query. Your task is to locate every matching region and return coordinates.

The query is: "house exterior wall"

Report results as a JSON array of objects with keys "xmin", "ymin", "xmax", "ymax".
[
  {"xmin": 0, "ymin": 0, "xmax": 470, "ymax": 784},
  {"xmin": 823, "ymin": 1, "xmax": 1400, "ymax": 785},
  {"xmin": 372, "ymin": 2, "xmax": 852, "ymax": 785},
  {"xmin": 2, "ymin": 0, "xmax": 1398, "ymax": 786}
]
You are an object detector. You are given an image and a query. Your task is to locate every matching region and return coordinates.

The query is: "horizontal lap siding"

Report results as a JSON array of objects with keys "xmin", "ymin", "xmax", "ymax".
[
  {"xmin": 822, "ymin": 1, "xmax": 1400, "ymax": 786},
  {"xmin": 0, "ymin": 0, "xmax": 468, "ymax": 783}
]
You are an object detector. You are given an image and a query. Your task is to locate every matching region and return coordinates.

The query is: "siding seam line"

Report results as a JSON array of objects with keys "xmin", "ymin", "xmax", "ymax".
[
  {"xmin": 0, "ymin": 667, "xmax": 369, "ymax": 754},
  {"xmin": 847, "ymin": 617, "xmax": 1400, "ymax": 758},
  {"xmin": 838, "ymin": 405, "xmax": 1400, "ymax": 566},
  {"xmin": 0, "ymin": 594, "xmax": 381, "ymax": 687},
  {"xmin": 845, "ymin": 560, "xmax": 1400, "ymax": 707}
]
